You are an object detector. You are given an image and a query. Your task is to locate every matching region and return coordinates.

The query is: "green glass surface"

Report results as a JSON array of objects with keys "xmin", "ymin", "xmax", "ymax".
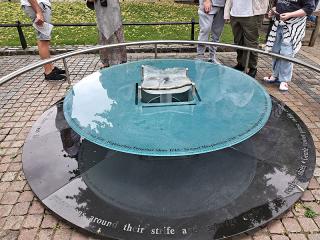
[{"xmin": 63, "ymin": 59, "xmax": 272, "ymax": 156}]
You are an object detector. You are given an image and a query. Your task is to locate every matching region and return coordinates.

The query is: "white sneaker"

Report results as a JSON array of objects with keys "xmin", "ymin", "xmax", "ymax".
[
  {"xmin": 263, "ymin": 75, "xmax": 278, "ymax": 83},
  {"xmin": 279, "ymin": 82, "xmax": 288, "ymax": 91}
]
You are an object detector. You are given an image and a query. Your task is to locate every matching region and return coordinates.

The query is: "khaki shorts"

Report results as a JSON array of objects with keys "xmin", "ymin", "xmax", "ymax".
[{"xmin": 22, "ymin": 3, "xmax": 52, "ymax": 40}]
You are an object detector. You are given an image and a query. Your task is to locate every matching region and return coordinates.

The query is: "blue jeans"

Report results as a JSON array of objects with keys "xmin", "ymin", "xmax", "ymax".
[{"xmin": 272, "ymin": 26, "xmax": 295, "ymax": 83}]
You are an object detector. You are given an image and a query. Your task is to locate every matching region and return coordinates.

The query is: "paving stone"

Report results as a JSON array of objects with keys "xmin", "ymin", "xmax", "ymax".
[
  {"xmin": 8, "ymin": 162, "xmax": 22, "ymax": 171},
  {"xmin": 0, "ymin": 204, "xmax": 13, "ymax": 217},
  {"xmin": 17, "ymin": 190, "xmax": 34, "ymax": 202},
  {"xmin": 267, "ymin": 220, "xmax": 285, "ymax": 234},
  {"xmin": 303, "ymin": 202, "xmax": 320, "ymax": 215},
  {"xmin": 0, "ymin": 216, "xmax": 7, "ymax": 229},
  {"xmin": 58, "ymin": 221, "xmax": 72, "ymax": 229},
  {"xmin": 301, "ymin": 190, "xmax": 315, "ymax": 201},
  {"xmin": 18, "ymin": 228, "xmax": 38, "ymax": 240},
  {"xmin": 253, "ymin": 236, "xmax": 271, "ymax": 240},
  {"xmin": 11, "ymin": 141, "xmax": 25, "ymax": 148},
  {"xmin": 17, "ymin": 171, "xmax": 26, "ymax": 181},
  {"xmin": 3, "ymin": 216, "xmax": 25, "ymax": 230},
  {"xmin": 23, "ymin": 214, "xmax": 43, "ymax": 228},
  {"xmin": 311, "ymin": 189, "xmax": 320, "ymax": 201},
  {"xmin": 28, "ymin": 201, "xmax": 44, "ymax": 214},
  {"xmin": 38, "ymin": 229, "xmax": 54, "ymax": 240},
  {"xmin": 314, "ymin": 215, "xmax": 320, "ymax": 228},
  {"xmin": 24, "ymin": 183, "xmax": 31, "ymax": 191},
  {"xmin": 270, "ymin": 235, "xmax": 289, "ymax": 240},
  {"xmin": 0, "ymin": 230, "xmax": 20, "ymax": 240},
  {"xmin": 8, "ymin": 180, "xmax": 26, "ymax": 191},
  {"xmin": 281, "ymin": 210, "xmax": 294, "ymax": 218},
  {"xmin": 297, "ymin": 217, "xmax": 318, "ymax": 232},
  {"xmin": 1, "ymin": 191, "xmax": 20, "ymax": 204},
  {"xmin": 11, "ymin": 201, "xmax": 31, "ymax": 216},
  {"xmin": 53, "ymin": 228, "xmax": 73, "ymax": 240},
  {"xmin": 253, "ymin": 228, "xmax": 270, "ymax": 238},
  {"xmin": 41, "ymin": 214, "xmax": 58, "ymax": 229},
  {"xmin": 287, "ymin": 233, "xmax": 308, "ymax": 240},
  {"xmin": 0, "ymin": 181, "xmax": 10, "ymax": 192},
  {"xmin": 308, "ymin": 233, "xmax": 320, "ymax": 240},
  {"xmin": 1, "ymin": 171, "xmax": 18, "ymax": 182},
  {"xmin": 0, "ymin": 163, "xmax": 9, "ymax": 173},
  {"xmin": 282, "ymin": 218, "xmax": 302, "ymax": 232}
]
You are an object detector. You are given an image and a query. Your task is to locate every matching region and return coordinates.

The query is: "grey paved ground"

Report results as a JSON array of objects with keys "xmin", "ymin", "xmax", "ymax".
[{"xmin": 0, "ymin": 42, "xmax": 320, "ymax": 240}]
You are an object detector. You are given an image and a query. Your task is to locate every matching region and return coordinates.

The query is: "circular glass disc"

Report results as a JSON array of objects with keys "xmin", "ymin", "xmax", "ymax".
[{"xmin": 63, "ymin": 59, "xmax": 272, "ymax": 156}]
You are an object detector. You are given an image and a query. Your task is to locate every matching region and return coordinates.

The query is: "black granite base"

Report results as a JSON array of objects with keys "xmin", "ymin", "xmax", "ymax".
[{"xmin": 22, "ymin": 97, "xmax": 316, "ymax": 240}]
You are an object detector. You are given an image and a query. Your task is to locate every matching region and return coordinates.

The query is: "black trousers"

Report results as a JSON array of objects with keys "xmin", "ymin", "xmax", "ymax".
[{"xmin": 230, "ymin": 15, "xmax": 263, "ymax": 69}]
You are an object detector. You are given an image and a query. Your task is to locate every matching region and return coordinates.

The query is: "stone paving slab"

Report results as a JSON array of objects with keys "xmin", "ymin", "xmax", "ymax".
[{"xmin": 0, "ymin": 47, "xmax": 320, "ymax": 240}]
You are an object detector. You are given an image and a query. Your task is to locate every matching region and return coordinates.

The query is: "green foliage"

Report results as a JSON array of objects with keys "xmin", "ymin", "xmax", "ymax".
[
  {"xmin": 304, "ymin": 206, "xmax": 318, "ymax": 218},
  {"xmin": 0, "ymin": 2, "xmax": 234, "ymax": 46}
]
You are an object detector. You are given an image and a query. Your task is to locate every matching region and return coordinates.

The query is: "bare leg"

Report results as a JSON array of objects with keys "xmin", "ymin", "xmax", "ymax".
[{"xmin": 37, "ymin": 40, "xmax": 53, "ymax": 74}]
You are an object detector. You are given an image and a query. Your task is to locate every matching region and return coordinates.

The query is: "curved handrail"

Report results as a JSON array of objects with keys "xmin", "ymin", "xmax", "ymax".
[{"xmin": 1, "ymin": 40, "xmax": 319, "ymax": 86}]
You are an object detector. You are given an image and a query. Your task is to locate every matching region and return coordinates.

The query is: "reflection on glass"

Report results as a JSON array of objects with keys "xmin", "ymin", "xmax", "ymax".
[
  {"xmin": 63, "ymin": 60, "xmax": 272, "ymax": 156},
  {"xmin": 56, "ymin": 102, "xmax": 81, "ymax": 158},
  {"xmin": 68, "ymin": 72, "xmax": 117, "ymax": 133}
]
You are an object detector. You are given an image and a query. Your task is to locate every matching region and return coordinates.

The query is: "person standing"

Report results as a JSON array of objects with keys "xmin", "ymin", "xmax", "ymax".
[
  {"xmin": 88, "ymin": 0, "xmax": 127, "ymax": 68},
  {"xmin": 264, "ymin": 0, "xmax": 315, "ymax": 91},
  {"xmin": 225, "ymin": 0, "xmax": 269, "ymax": 78},
  {"xmin": 21, "ymin": 0, "xmax": 66, "ymax": 80},
  {"xmin": 197, "ymin": 0, "xmax": 226, "ymax": 64}
]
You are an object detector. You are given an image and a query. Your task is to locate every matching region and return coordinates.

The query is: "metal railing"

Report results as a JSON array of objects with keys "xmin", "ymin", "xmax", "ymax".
[
  {"xmin": 0, "ymin": 40, "xmax": 320, "ymax": 86},
  {"xmin": 0, "ymin": 19, "xmax": 197, "ymax": 49}
]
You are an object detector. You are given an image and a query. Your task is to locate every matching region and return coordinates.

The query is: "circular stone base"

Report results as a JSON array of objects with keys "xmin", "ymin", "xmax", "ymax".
[{"xmin": 22, "ymin": 97, "xmax": 316, "ymax": 240}]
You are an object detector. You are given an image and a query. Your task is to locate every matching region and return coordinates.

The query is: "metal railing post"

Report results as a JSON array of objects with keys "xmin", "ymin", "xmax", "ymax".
[
  {"xmin": 16, "ymin": 21, "xmax": 27, "ymax": 49},
  {"xmin": 191, "ymin": 18, "xmax": 195, "ymax": 41},
  {"xmin": 154, "ymin": 43, "xmax": 158, "ymax": 59},
  {"xmin": 244, "ymin": 50, "xmax": 251, "ymax": 73},
  {"xmin": 62, "ymin": 58, "xmax": 71, "ymax": 85}
]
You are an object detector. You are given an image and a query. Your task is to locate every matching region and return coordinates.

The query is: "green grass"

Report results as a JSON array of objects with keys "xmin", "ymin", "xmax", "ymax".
[
  {"xmin": 0, "ymin": 2, "xmax": 234, "ymax": 47},
  {"xmin": 304, "ymin": 206, "xmax": 318, "ymax": 218}
]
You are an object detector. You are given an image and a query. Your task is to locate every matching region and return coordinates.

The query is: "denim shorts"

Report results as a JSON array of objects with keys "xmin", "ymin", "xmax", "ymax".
[{"xmin": 22, "ymin": 3, "xmax": 52, "ymax": 40}]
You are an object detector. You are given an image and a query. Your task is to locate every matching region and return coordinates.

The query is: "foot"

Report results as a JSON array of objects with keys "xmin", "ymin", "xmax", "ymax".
[
  {"xmin": 233, "ymin": 63, "xmax": 244, "ymax": 71},
  {"xmin": 52, "ymin": 66, "xmax": 66, "ymax": 75},
  {"xmin": 247, "ymin": 68, "xmax": 257, "ymax": 78},
  {"xmin": 44, "ymin": 70, "xmax": 66, "ymax": 81},
  {"xmin": 279, "ymin": 82, "xmax": 288, "ymax": 91},
  {"xmin": 263, "ymin": 75, "xmax": 279, "ymax": 83}
]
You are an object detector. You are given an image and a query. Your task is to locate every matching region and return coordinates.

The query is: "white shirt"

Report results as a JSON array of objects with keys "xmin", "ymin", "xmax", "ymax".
[
  {"xmin": 230, "ymin": 0, "xmax": 253, "ymax": 17},
  {"xmin": 21, "ymin": 0, "xmax": 51, "ymax": 7}
]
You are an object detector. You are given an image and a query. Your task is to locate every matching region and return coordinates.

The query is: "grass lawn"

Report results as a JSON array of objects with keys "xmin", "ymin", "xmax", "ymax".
[{"xmin": 0, "ymin": 1, "xmax": 234, "ymax": 47}]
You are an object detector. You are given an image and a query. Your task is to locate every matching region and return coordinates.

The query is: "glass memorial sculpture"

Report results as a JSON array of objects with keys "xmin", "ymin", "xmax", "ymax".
[{"xmin": 22, "ymin": 59, "xmax": 316, "ymax": 240}]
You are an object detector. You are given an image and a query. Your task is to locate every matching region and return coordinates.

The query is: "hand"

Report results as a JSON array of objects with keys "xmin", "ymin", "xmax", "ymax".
[
  {"xmin": 35, "ymin": 12, "xmax": 44, "ymax": 26},
  {"xmin": 268, "ymin": 7, "xmax": 277, "ymax": 18},
  {"xmin": 225, "ymin": 19, "xmax": 230, "ymax": 24},
  {"xmin": 204, "ymin": 0, "xmax": 212, "ymax": 13},
  {"xmin": 280, "ymin": 12, "xmax": 292, "ymax": 21}
]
